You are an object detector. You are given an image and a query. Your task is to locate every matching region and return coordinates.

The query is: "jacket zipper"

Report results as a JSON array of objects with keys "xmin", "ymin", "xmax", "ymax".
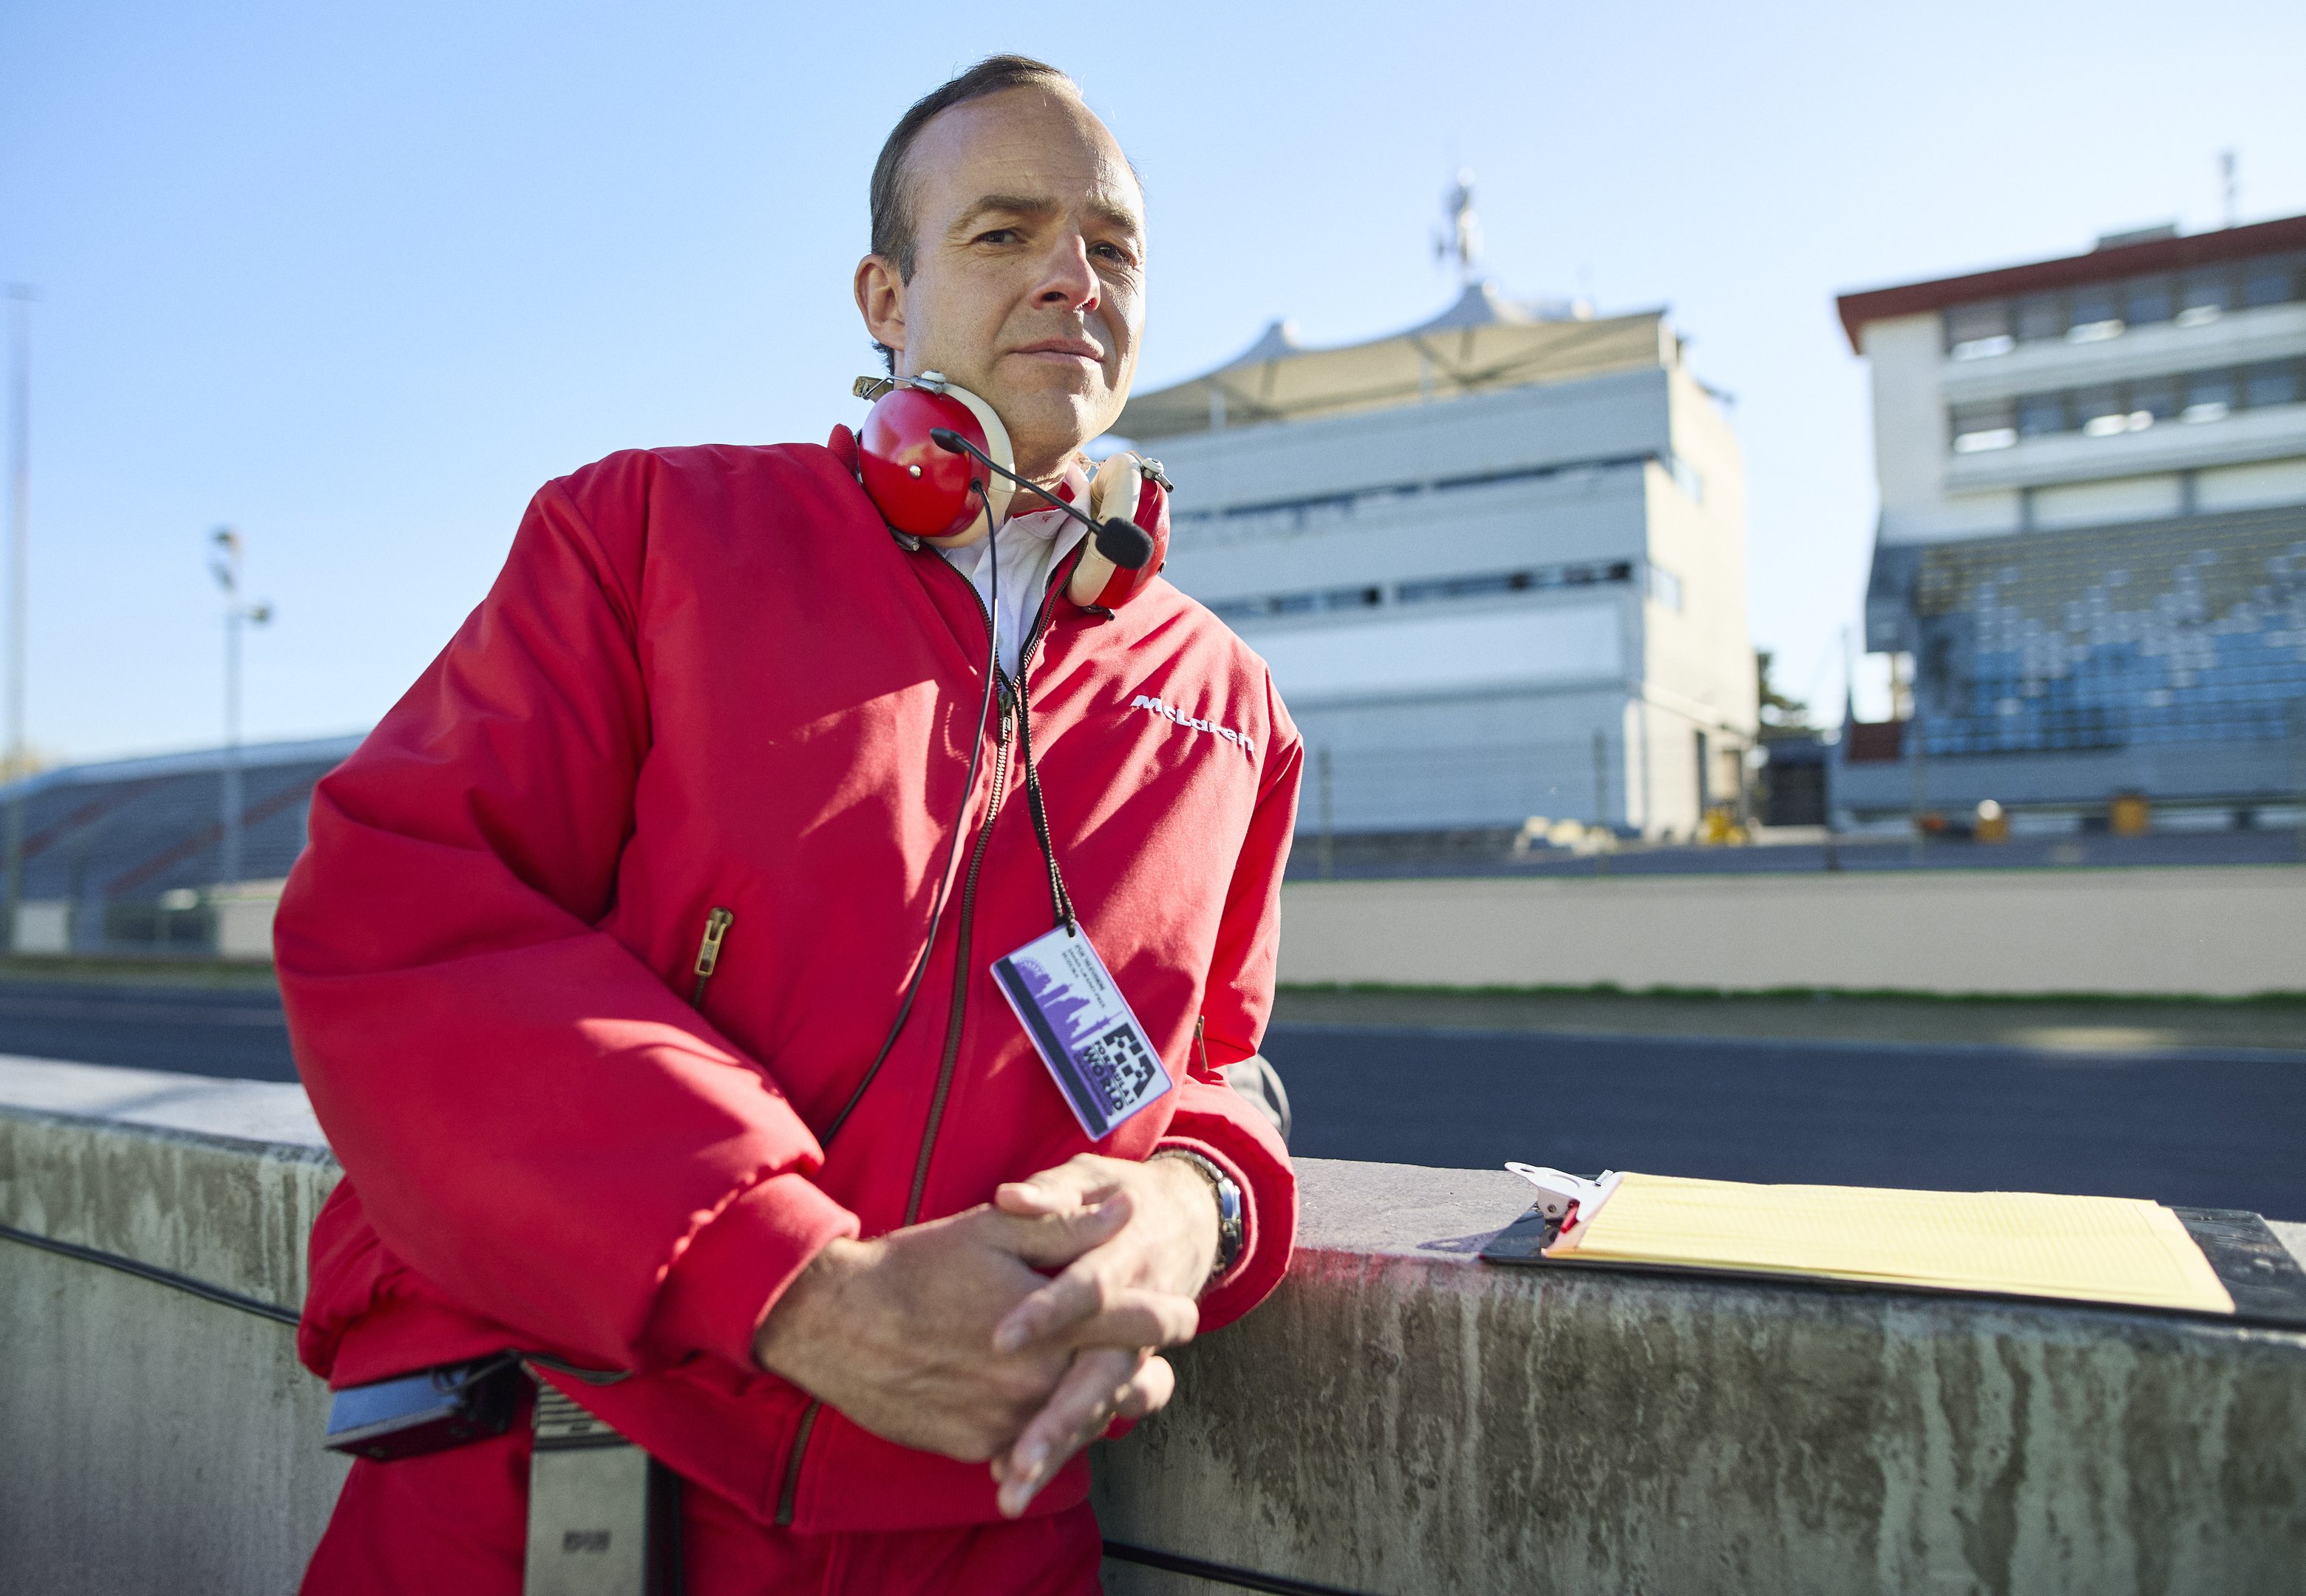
[
  {"xmin": 905, "ymin": 707, "xmax": 1012, "ymax": 1227},
  {"xmin": 775, "ymin": 553, "xmax": 1062, "ymax": 1529},
  {"xmin": 690, "ymin": 907, "xmax": 733, "ymax": 1007},
  {"xmin": 904, "ymin": 552, "xmax": 1067, "ymax": 1227}
]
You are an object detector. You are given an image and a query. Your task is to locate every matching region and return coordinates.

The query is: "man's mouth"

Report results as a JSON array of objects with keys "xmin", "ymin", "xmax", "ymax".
[{"xmin": 1011, "ymin": 337, "xmax": 1106, "ymax": 364}]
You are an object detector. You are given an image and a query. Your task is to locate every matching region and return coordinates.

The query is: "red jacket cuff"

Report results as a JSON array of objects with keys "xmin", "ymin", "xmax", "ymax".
[{"xmin": 644, "ymin": 1171, "xmax": 859, "ymax": 1372}]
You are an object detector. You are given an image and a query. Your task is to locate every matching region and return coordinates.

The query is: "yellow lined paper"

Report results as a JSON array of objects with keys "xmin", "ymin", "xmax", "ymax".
[{"xmin": 1551, "ymin": 1173, "xmax": 2234, "ymax": 1315}]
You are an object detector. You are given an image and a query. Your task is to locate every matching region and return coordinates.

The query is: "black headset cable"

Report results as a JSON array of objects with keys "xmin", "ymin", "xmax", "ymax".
[{"xmin": 823, "ymin": 489, "xmax": 1004, "ymax": 1145}]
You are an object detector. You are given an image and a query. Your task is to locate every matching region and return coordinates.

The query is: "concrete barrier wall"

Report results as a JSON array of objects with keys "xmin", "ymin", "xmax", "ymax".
[
  {"xmin": 0, "ymin": 1061, "xmax": 346, "ymax": 1592},
  {"xmin": 4, "ymin": 1060, "xmax": 2303, "ymax": 1595},
  {"xmin": 1276, "ymin": 865, "xmax": 2306, "ymax": 996},
  {"xmin": 1096, "ymin": 1164, "xmax": 2306, "ymax": 1595}
]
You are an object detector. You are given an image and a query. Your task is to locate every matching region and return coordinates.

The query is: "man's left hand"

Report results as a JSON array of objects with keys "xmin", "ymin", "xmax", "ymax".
[{"xmin": 984, "ymin": 1153, "xmax": 1222, "ymax": 1515}]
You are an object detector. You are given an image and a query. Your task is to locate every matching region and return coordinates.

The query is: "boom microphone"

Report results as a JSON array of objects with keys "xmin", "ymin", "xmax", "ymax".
[{"xmin": 929, "ymin": 428, "xmax": 1156, "ymax": 571}]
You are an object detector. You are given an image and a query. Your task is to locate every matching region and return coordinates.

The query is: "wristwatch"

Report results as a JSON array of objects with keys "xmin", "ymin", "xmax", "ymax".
[{"xmin": 1150, "ymin": 1147, "xmax": 1245, "ymax": 1284}]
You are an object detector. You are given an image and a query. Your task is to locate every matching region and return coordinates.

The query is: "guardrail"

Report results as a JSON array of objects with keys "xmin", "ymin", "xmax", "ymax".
[{"xmin": 3, "ymin": 1057, "xmax": 2302, "ymax": 1594}]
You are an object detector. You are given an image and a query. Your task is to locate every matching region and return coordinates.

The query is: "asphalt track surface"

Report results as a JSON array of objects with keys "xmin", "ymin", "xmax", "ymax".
[
  {"xmin": 1, "ymin": 981, "xmax": 2299, "ymax": 1219},
  {"xmin": 1262, "ymin": 1023, "xmax": 2306, "ymax": 1221},
  {"xmin": 0, "ymin": 981, "xmax": 300, "ymax": 1080}
]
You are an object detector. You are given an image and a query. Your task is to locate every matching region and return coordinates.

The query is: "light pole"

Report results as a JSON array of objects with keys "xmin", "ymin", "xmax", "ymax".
[
  {"xmin": 4, "ymin": 285, "xmax": 34, "ymax": 950},
  {"xmin": 208, "ymin": 528, "xmax": 271, "ymax": 892}
]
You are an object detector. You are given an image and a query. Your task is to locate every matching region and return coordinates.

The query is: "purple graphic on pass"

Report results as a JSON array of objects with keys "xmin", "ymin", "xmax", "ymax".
[
  {"xmin": 1010, "ymin": 953, "xmax": 1103, "ymax": 1054},
  {"xmin": 993, "ymin": 925, "xmax": 1170, "ymax": 1141}
]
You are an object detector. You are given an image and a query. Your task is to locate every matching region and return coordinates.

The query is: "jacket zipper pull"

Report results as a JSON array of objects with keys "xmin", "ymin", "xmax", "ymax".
[
  {"xmin": 1196, "ymin": 1014, "xmax": 1211, "ymax": 1076},
  {"xmin": 691, "ymin": 907, "xmax": 734, "ymax": 1006}
]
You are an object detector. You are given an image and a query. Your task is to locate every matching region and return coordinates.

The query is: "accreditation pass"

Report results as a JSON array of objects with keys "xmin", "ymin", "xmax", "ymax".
[{"xmin": 992, "ymin": 924, "xmax": 1172, "ymax": 1141}]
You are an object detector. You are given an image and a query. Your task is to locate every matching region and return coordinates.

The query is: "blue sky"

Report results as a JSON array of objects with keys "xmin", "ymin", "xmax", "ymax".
[{"xmin": 4, "ymin": 0, "xmax": 2302, "ymax": 762}]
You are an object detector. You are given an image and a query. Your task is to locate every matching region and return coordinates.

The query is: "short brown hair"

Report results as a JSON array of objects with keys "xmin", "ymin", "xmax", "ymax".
[{"xmin": 869, "ymin": 55, "xmax": 1078, "ymax": 281}]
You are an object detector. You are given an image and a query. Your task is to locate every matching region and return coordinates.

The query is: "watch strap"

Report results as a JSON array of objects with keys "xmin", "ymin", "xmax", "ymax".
[{"xmin": 1149, "ymin": 1147, "xmax": 1245, "ymax": 1284}]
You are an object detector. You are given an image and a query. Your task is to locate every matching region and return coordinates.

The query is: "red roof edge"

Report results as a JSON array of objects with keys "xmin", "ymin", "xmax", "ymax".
[{"xmin": 1833, "ymin": 214, "xmax": 2306, "ymax": 353}]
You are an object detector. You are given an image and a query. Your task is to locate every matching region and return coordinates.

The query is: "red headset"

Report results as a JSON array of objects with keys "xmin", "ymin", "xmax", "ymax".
[
  {"xmin": 815, "ymin": 372, "xmax": 1174, "ymax": 1146},
  {"xmin": 840, "ymin": 372, "xmax": 1171, "ymax": 611}
]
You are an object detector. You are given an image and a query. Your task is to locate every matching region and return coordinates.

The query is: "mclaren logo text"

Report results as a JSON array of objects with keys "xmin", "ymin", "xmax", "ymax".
[{"xmin": 1130, "ymin": 695, "xmax": 1256, "ymax": 757}]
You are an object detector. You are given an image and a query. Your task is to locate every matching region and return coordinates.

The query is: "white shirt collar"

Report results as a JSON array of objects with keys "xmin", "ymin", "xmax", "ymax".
[{"xmin": 1001, "ymin": 457, "xmax": 1092, "ymax": 540}]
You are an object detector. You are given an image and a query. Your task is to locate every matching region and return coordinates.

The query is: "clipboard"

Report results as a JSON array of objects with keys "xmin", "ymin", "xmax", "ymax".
[{"xmin": 1480, "ymin": 1168, "xmax": 2306, "ymax": 1331}]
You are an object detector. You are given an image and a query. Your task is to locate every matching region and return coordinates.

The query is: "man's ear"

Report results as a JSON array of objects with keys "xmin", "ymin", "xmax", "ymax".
[{"xmin": 854, "ymin": 256, "xmax": 906, "ymax": 364}]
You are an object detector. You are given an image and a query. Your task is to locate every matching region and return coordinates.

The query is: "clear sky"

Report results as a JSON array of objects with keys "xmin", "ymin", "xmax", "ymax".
[{"xmin": 3, "ymin": 0, "xmax": 2302, "ymax": 763}]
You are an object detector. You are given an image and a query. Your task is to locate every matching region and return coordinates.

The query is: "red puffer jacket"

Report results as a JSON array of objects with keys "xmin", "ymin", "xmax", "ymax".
[{"xmin": 276, "ymin": 437, "xmax": 1301, "ymax": 1538}]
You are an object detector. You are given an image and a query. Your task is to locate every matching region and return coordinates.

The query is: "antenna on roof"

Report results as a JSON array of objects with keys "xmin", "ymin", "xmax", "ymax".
[
  {"xmin": 1433, "ymin": 170, "xmax": 1481, "ymax": 287},
  {"xmin": 2219, "ymin": 149, "xmax": 2239, "ymax": 229}
]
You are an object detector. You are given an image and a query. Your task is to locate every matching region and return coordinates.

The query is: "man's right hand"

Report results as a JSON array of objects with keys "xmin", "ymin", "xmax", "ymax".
[{"xmin": 748, "ymin": 1199, "xmax": 1194, "ymax": 1464}]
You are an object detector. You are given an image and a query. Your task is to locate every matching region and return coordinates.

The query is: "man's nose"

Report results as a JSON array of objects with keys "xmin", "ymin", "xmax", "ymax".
[{"xmin": 1033, "ymin": 233, "xmax": 1101, "ymax": 316}]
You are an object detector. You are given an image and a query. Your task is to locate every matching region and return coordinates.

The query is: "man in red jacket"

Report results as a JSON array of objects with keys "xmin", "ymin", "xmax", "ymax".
[{"xmin": 278, "ymin": 53, "xmax": 1301, "ymax": 1595}]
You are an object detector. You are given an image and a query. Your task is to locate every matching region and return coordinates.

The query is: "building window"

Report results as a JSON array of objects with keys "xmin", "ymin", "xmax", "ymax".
[
  {"xmin": 2067, "ymin": 282, "xmax": 2123, "ymax": 342},
  {"xmin": 1945, "ymin": 300, "xmax": 2015, "ymax": 358},
  {"xmin": 2073, "ymin": 386, "xmax": 2126, "ymax": 435},
  {"xmin": 1647, "ymin": 563, "xmax": 1684, "ymax": 612},
  {"xmin": 1950, "ymin": 358, "xmax": 2305, "ymax": 454},
  {"xmin": 1211, "ymin": 559, "xmax": 1645, "ymax": 624},
  {"xmin": 2016, "ymin": 293, "xmax": 2066, "ymax": 343},
  {"xmin": 2244, "ymin": 361, "xmax": 2301, "ymax": 409},
  {"xmin": 1950, "ymin": 400, "xmax": 2017, "ymax": 452},
  {"xmin": 2180, "ymin": 267, "xmax": 2232, "ymax": 319},
  {"xmin": 2125, "ymin": 275, "xmax": 2175, "ymax": 326},
  {"xmin": 2242, "ymin": 254, "xmax": 2301, "ymax": 308},
  {"xmin": 2129, "ymin": 375, "xmax": 2179, "ymax": 420},
  {"xmin": 2017, "ymin": 393, "xmax": 2067, "ymax": 437},
  {"xmin": 1970, "ymin": 256, "xmax": 2301, "ymax": 351},
  {"xmin": 2183, "ymin": 371, "xmax": 2235, "ymax": 422}
]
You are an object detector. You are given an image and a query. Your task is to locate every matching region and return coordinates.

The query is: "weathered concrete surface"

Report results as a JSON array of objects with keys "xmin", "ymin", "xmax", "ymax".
[
  {"xmin": 1277, "ymin": 867, "xmax": 2306, "ymax": 996},
  {"xmin": 0, "ymin": 1058, "xmax": 344, "ymax": 1593},
  {"xmin": 5, "ymin": 1060, "xmax": 2305, "ymax": 1596},
  {"xmin": 1095, "ymin": 1160, "xmax": 2306, "ymax": 1596}
]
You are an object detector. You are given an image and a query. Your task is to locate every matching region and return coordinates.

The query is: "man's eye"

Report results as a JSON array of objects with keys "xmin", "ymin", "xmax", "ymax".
[{"xmin": 975, "ymin": 228, "xmax": 1020, "ymax": 245}]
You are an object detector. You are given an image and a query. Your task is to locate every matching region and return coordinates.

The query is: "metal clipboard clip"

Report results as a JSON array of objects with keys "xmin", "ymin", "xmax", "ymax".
[{"xmin": 1503, "ymin": 1164, "xmax": 1625, "ymax": 1252}]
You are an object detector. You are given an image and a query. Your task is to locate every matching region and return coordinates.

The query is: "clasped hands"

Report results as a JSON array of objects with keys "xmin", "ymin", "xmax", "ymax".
[{"xmin": 751, "ymin": 1153, "xmax": 1221, "ymax": 1517}]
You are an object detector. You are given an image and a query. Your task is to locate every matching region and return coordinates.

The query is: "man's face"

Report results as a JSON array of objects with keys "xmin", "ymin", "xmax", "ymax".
[{"xmin": 856, "ymin": 86, "xmax": 1146, "ymax": 484}]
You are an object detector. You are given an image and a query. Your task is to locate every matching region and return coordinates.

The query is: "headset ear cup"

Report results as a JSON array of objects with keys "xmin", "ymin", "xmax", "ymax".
[
  {"xmin": 856, "ymin": 386, "xmax": 1009, "ymax": 539},
  {"xmin": 937, "ymin": 386, "xmax": 1016, "ymax": 528},
  {"xmin": 1067, "ymin": 456, "xmax": 1140, "ymax": 607},
  {"xmin": 1069, "ymin": 457, "xmax": 1169, "ymax": 610},
  {"xmin": 1086, "ymin": 452, "xmax": 1140, "ymax": 522}
]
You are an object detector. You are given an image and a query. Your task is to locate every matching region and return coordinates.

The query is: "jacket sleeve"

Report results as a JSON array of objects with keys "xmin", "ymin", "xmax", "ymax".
[
  {"xmin": 276, "ymin": 458, "xmax": 856, "ymax": 1372},
  {"xmin": 1154, "ymin": 682, "xmax": 1302, "ymax": 1334}
]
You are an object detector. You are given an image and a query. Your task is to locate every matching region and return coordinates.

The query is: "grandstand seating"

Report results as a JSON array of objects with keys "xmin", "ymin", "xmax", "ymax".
[
  {"xmin": 1908, "ymin": 503, "xmax": 2306, "ymax": 759},
  {"xmin": 0, "ymin": 735, "xmax": 358, "ymax": 955}
]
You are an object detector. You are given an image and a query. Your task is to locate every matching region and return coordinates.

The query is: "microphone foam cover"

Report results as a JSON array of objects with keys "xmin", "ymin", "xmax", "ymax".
[{"xmin": 1095, "ymin": 517, "xmax": 1155, "ymax": 571}]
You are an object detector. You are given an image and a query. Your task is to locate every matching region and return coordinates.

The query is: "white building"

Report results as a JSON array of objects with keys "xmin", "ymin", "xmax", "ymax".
[
  {"xmin": 1116, "ymin": 282, "xmax": 1755, "ymax": 841},
  {"xmin": 1837, "ymin": 215, "xmax": 2306, "ymax": 821}
]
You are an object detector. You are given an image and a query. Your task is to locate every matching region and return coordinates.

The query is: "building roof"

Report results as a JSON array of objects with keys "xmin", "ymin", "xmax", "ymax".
[
  {"xmin": 1115, "ymin": 281, "xmax": 1671, "ymax": 443},
  {"xmin": 0, "ymin": 734, "xmax": 363, "ymax": 903},
  {"xmin": 0, "ymin": 733, "xmax": 364, "ymax": 802},
  {"xmin": 1834, "ymin": 214, "xmax": 2306, "ymax": 352}
]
